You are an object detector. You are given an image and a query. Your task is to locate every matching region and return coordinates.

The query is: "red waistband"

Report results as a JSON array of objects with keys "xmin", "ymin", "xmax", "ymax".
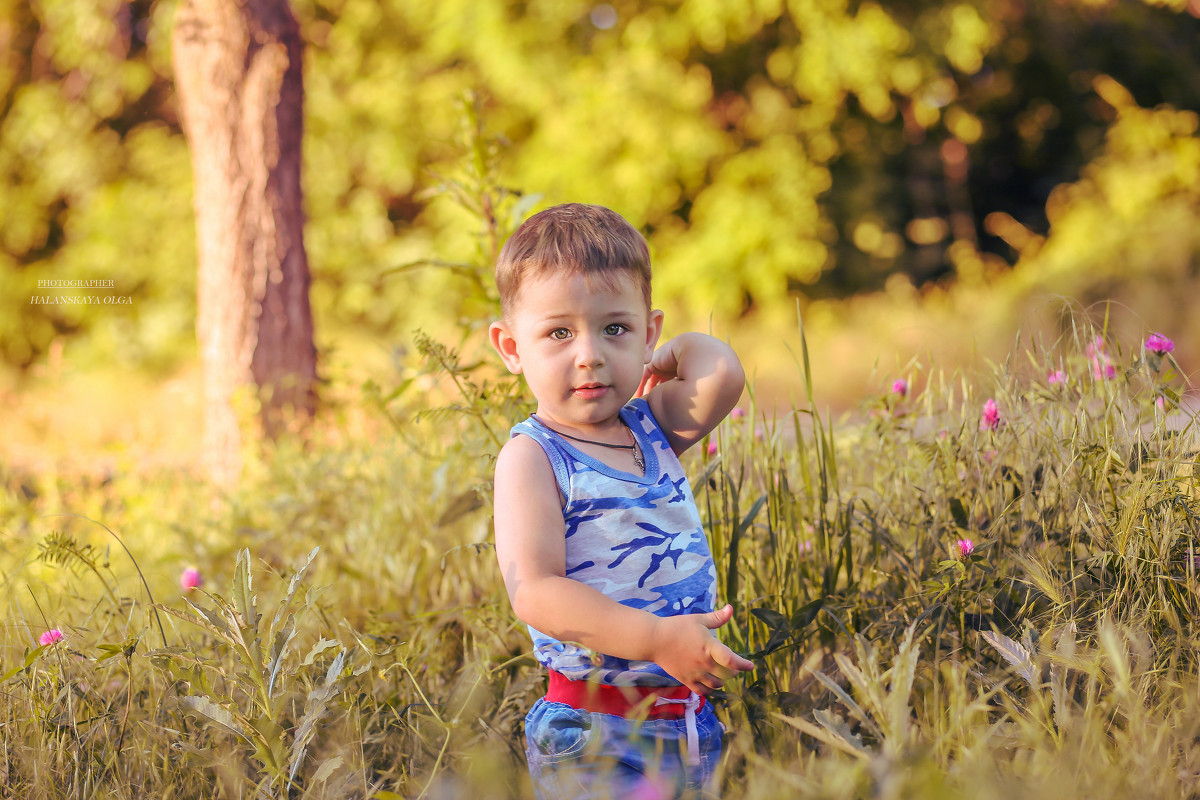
[{"xmin": 545, "ymin": 670, "xmax": 704, "ymax": 720}]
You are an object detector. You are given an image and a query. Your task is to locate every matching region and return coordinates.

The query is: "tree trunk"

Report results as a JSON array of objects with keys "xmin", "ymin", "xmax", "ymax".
[{"xmin": 172, "ymin": 0, "xmax": 317, "ymax": 486}]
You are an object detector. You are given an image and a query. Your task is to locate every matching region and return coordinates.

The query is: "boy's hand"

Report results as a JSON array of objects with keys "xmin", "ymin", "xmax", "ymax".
[
  {"xmin": 638, "ymin": 333, "xmax": 745, "ymax": 456},
  {"xmin": 649, "ymin": 604, "xmax": 756, "ymax": 695},
  {"xmin": 636, "ymin": 344, "xmax": 681, "ymax": 398}
]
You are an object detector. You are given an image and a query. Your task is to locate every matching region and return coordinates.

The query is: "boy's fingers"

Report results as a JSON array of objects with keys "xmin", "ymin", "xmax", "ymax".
[
  {"xmin": 700, "ymin": 604, "xmax": 734, "ymax": 630},
  {"xmin": 637, "ymin": 366, "xmax": 663, "ymax": 397},
  {"xmin": 732, "ymin": 654, "xmax": 756, "ymax": 672},
  {"xmin": 715, "ymin": 647, "xmax": 756, "ymax": 673}
]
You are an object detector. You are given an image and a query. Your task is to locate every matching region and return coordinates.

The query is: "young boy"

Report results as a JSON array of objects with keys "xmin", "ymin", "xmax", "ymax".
[{"xmin": 489, "ymin": 203, "xmax": 755, "ymax": 799}]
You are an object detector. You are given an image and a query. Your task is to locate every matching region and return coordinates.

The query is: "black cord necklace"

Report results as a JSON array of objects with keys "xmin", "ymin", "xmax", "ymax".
[{"xmin": 532, "ymin": 415, "xmax": 645, "ymax": 472}]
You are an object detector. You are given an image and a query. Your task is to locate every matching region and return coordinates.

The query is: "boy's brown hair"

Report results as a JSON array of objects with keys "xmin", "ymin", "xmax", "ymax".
[{"xmin": 495, "ymin": 203, "xmax": 651, "ymax": 317}]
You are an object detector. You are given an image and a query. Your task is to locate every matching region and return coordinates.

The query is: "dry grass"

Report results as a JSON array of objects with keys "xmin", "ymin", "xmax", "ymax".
[{"xmin": 2, "ymin": 320, "xmax": 1198, "ymax": 799}]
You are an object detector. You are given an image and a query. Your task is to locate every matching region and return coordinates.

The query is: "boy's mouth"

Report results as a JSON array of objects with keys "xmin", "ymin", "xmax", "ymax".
[{"xmin": 572, "ymin": 383, "xmax": 609, "ymax": 399}]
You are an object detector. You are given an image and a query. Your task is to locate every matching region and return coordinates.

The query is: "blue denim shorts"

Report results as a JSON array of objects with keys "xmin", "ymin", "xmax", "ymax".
[{"xmin": 524, "ymin": 696, "xmax": 725, "ymax": 800}]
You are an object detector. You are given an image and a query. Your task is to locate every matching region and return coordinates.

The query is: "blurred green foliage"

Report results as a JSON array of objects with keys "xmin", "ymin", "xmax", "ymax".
[{"xmin": 2, "ymin": 0, "xmax": 1198, "ymax": 372}]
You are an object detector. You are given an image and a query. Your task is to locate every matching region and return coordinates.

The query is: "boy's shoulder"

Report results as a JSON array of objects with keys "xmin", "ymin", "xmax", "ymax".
[
  {"xmin": 495, "ymin": 427, "xmax": 557, "ymax": 486},
  {"xmin": 496, "ymin": 427, "xmax": 547, "ymax": 465}
]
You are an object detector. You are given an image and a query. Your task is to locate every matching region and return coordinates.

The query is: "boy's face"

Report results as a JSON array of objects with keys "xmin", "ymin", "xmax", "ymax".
[{"xmin": 489, "ymin": 271, "xmax": 663, "ymax": 433}]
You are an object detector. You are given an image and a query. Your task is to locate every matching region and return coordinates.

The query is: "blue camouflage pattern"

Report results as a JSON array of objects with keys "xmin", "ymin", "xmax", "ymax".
[{"xmin": 511, "ymin": 398, "xmax": 717, "ymax": 687}]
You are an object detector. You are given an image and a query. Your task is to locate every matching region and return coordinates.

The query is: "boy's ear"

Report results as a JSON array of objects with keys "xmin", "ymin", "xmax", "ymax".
[
  {"xmin": 489, "ymin": 321, "xmax": 523, "ymax": 374},
  {"xmin": 643, "ymin": 309, "xmax": 665, "ymax": 362}
]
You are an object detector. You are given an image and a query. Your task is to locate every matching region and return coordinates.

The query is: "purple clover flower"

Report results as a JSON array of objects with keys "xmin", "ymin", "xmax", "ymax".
[
  {"xmin": 181, "ymin": 567, "xmax": 203, "ymax": 592},
  {"xmin": 39, "ymin": 628, "xmax": 65, "ymax": 646},
  {"xmin": 1087, "ymin": 336, "xmax": 1117, "ymax": 380},
  {"xmin": 980, "ymin": 398, "xmax": 1001, "ymax": 430},
  {"xmin": 1145, "ymin": 333, "xmax": 1175, "ymax": 356}
]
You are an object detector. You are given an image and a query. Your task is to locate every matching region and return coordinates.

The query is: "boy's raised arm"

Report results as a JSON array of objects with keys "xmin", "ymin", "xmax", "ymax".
[
  {"xmin": 639, "ymin": 332, "xmax": 745, "ymax": 456},
  {"xmin": 493, "ymin": 433, "xmax": 753, "ymax": 695}
]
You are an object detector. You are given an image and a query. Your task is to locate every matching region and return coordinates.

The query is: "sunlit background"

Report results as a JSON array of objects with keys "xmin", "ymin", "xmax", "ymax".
[{"xmin": 3, "ymin": 0, "xmax": 1199, "ymax": 472}]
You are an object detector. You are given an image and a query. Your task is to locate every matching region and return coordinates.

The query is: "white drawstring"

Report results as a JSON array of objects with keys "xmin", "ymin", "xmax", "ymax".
[{"xmin": 654, "ymin": 691, "xmax": 703, "ymax": 766}]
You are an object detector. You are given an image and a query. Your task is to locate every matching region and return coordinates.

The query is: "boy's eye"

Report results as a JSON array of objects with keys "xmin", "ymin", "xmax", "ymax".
[
  {"xmin": 549, "ymin": 328, "xmax": 571, "ymax": 340},
  {"xmin": 604, "ymin": 324, "xmax": 627, "ymax": 336}
]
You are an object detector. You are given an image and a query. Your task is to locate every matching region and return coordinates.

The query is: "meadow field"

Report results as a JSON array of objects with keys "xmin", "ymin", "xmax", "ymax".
[
  {"xmin": 5, "ymin": 1, "xmax": 1200, "ymax": 796},
  {"xmin": 2, "ymin": 321, "xmax": 1198, "ymax": 800}
]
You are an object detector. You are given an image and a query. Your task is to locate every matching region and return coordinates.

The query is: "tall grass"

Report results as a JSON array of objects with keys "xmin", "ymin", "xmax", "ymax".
[{"xmin": 2, "ymin": 317, "xmax": 1197, "ymax": 798}]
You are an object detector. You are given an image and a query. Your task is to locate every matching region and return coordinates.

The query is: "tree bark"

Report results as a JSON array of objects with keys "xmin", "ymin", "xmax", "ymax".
[{"xmin": 172, "ymin": 0, "xmax": 317, "ymax": 486}]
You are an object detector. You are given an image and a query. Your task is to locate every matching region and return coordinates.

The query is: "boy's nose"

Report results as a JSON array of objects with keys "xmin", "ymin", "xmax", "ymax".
[{"xmin": 574, "ymin": 335, "xmax": 605, "ymax": 367}]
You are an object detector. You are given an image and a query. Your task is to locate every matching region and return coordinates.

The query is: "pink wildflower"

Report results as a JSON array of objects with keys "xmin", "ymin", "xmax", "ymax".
[
  {"xmin": 730, "ymin": 407, "xmax": 746, "ymax": 420},
  {"xmin": 1047, "ymin": 370, "xmax": 1067, "ymax": 386},
  {"xmin": 1145, "ymin": 333, "xmax": 1175, "ymax": 356},
  {"xmin": 980, "ymin": 398, "xmax": 1001, "ymax": 430},
  {"xmin": 1092, "ymin": 358, "xmax": 1116, "ymax": 380},
  {"xmin": 799, "ymin": 540, "xmax": 814, "ymax": 556},
  {"xmin": 892, "ymin": 378, "xmax": 909, "ymax": 397},
  {"xmin": 1087, "ymin": 337, "xmax": 1116, "ymax": 380},
  {"xmin": 706, "ymin": 441, "xmax": 718, "ymax": 456},
  {"xmin": 181, "ymin": 567, "xmax": 203, "ymax": 592},
  {"xmin": 954, "ymin": 539, "xmax": 975, "ymax": 559},
  {"xmin": 1156, "ymin": 395, "xmax": 1167, "ymax": 412},
  {"xmin": 981, "ymin": 448, "xmax": 998, "ymax": 463},
  {"xmin": 39, "ymin": 628, "xmax": 65, "ymax": 647}
]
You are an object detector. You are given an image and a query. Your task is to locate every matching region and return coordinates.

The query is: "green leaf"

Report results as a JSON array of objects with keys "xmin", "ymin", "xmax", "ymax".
[
  {"xmin": 738, "ymin": 495, "xmax": 768, "ymax": 535},
  {"xmin": 949, "ymin": 497, "xmax": 969, "ymax": 529},
  {"xmin": 269, "ymin": 546, "xmax": 319, "ymax": 641},
  {"xmin": 266, "ymin": 614, "xmax": 298, "ymax": 698},
  {"xmin": 810, "ymin": 669, "xmax": 883, "ymax": 739},
  {"xmin": 774, "ymin": 710, "xmax": 871, "ymax": 760},
  {"xmin": 180, "ymin": 695, "xmax": 249, "ymax": 740},
  {"xmin": 158, "ymin": 597, "xmax": 237, "ymax": 646},
  {"xmin": 146, "ymin": 646, "xmax": 222, "ymax": 676},
  {"xmin": 1, "ymin": 645, "xmax": 47, "ymax": 683},
  {"xmin": 745, "ymin": 607, "xmax": 793, "ymax": 658},
  {"xmin": 980, "ymin": 629, "xmax": 1039, "ymax": 689},
  {"xmin": 289, "ymin": 649, "xmax": 348, "ymax": 783},
  {"xmin": 750, "ymin": 607, "xmax": 787, "ymax": 632},
  {"xmin": 312, "ymin": 755, "xmax": 344, "ymax": 784},
  {"xmin": 884, "ymin": 625, "xmax": 920, "ymax": 744},
  {"xmin": 95, "ymin": 636, "xmax": 139, "ymax": 662},
  {"xmin": 813, "ymin": 708, "xmax": 871, "ymax": 756},
  {"xmin": 233, "ymin": 548, "xmax": 260, "ymax": 631},
  {"xmin": 790, "ymin": 598, "xmax": 823, "ymax": 630},
  {"xmin": 301, "ymin": 637, "xmax": 342, "ymax": 667},
  {"xmin": 250, "ymin": 715, "xmax": 287, "ymax": 773}
]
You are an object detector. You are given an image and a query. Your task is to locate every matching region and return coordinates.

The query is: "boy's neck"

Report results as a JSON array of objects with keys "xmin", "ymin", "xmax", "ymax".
[
  {"xmin": 532, "ymin": 412, "xmax": 646, "ymax": 476},
  {"xmin": 532, "ymin": 412, "xmax": 631, "ymax": 444}
]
